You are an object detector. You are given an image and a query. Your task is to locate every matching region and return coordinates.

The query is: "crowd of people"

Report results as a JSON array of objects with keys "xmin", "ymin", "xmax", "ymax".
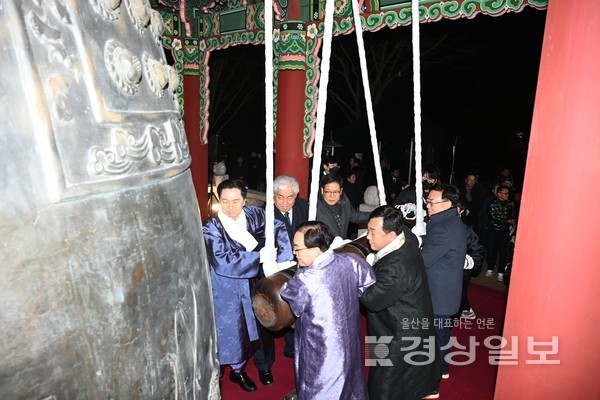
[
  {"xmin": 223, "ymin": 150, "xmax": 267, "ymax": 191},
  {"xmin": 202, "ymin": 156, "xmax": 520, "ymax": 399}
]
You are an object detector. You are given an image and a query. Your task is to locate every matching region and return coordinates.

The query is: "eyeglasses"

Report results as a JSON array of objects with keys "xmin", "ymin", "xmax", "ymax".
[
  {"xmin": 323, "ymin": 190, "xmax": 342, "ymax": 196},
  {"xmin": 497, "ymin": 192, "xmax": 509, "ymax": 195},
  {"xmin": 426, "ymin": 199, "xmax": 448, "ymax": 205},
  {"xmin": 293, "ymin": 247, "xmax": 312, "ymax": 252}
]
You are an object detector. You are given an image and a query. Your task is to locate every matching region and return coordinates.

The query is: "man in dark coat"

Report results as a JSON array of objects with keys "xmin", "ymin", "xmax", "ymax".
[
  {"xmin": 458, "ymin": 173, "xmax": 484, "ymax": 233},
  {"xmin": 393, "ymin": 164, "xmax": 441, "ymax": 206},
  {"xmin": 360, "ymin": 206, "xmax": 439, "ymax": 400},
  {"xmin": 316, "ymin": 173, "xmax": 370, "ymax": 239},
  {"xmin": 421, "ymin": 183, "xmax": 468, "ymax": 398}
]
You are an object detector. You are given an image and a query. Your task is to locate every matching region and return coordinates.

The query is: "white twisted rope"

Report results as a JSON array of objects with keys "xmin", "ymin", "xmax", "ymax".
[
  {"xmin": 412, "ymin": 0, "xmax": 426, "ymax": 235},
  {"xmin": 351, "ymin": 0, "xmax": 386, "ymax": 206},
  {"xmin": 308, "ymin": 0, "xmax": 336, "ymax": 219},
  {"xmin": 263, "ymin": 0, "xmax": 277, "ymax": 275}
]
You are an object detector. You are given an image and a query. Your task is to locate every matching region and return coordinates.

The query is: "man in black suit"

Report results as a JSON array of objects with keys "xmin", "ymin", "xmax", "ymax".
[
  {"xmin": 361, "ymin": 206, "xmax": 439, "ymax": 400},
  {"xmin": 272, "ymin": 174, "xmax": 309, "ymax": 358},
  {"xmin": 420, "ymin": 184, "xmax": 468, "ymax": 398}
]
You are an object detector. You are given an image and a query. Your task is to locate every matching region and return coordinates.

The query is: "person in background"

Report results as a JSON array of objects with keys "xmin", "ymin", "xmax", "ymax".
[
  {"xmin": 387, "ymin": 168, "xmax": 407, "ymax": 203},
  {"xmin": 272, "ymin": 174, "xmax": 309, "ymax": 358},
  {"xmin": 203, "ymin": 180, "xmax": 293, "ymax": 393},
  {"xmin": 228, "ymin": 154, "xmax": 250, "ymax": 183},
  {"xmin": 484, "ymin": 185, "xmax": 517, "ymax": 282},
  {"xmin": 501, "ymin": 177, "xmax": 517, "ymax": 202},
  {"xmin": 420, "ymin": 184, "xmax": 467, "ymax": 399},
  {"xmin": 393, "ymin": 163, "xmax": 442, "ymax": 209},
  {"xmin": 343, "ymin": 172, "xmax": 362, "ymax": 209},
  {"xmin": 316, "ymin": 173, "xmax": 370, "ymax": 239},
  {"xmin": 480, "ymin": 183, "xmax": 500, "ymax": 247},
  {"xmin": 247, "ymin": 150, "xmax": 266, "ymax": 191},
  {"xmin": 321, "ymin": 155, "xmax": 340, "ymax": 176},
  {"xmin": 456, "ymin": 196, "xmax": 485, "ymax": 320},
  {"xmin": 495, "ymin": 167, "xmax": 514, "ymax": 186},
  {"xmin": 360, "ymin": 206, "xmax": 439, "ymax": 400},
  {"xmin": 280, "ymin": 221, "xmax": 375, "ymax": 400},
  {"xmin": 458, "ymin": 173, "xmax": 484, "ymax": 234},
  {"xmin": 349, "ymin": 156, "xmax": 365, "ymax": 196}
]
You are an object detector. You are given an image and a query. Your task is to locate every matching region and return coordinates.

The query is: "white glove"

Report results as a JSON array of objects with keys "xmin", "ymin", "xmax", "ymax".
[
  {"xmin": 259, "ymin": 246, "xmax": 276, "ymax": 264},
  {"xmin": 330, "ymin": 236, "xmax": 351, "ymax": 250},
  {"xmin": 262, "ymin": 261, "xmax": 279, "ymax": 277},
  {"xmin": 464, "ymin": 254, "xmax": 474, "ymax": 270},
  {"xmin": 399, "ymin": 203, "xmax": 417, "ymax": 220},
  {"xmin": 262, "ymin": 259, "xmax": 296, "ymax": 277},
  {"xmin": 412, "ymin": 223, "xmax": 425, "ymax": 247}
]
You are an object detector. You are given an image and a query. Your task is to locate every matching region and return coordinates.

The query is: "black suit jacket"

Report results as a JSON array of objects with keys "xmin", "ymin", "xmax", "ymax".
[
  {"xmin": 360, "ymin": 226, "xmax": 439, "ymax": 400},
  {"xmin": 274, "ymin": 197, "xmax": 309, "ymax": 244}
]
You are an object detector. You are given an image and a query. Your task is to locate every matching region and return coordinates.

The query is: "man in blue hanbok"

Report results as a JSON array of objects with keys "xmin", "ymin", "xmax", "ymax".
[
  {"xmin": 203, "ymin": 180, "xmax": 293, "ymax": 393},
  {"xmin": 280, "ymin": 221, "xmax": 375, "ymax": 400}
]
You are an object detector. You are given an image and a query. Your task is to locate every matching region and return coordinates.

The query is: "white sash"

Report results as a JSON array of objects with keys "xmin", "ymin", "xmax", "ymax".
[{"xmin": 218, "ymin": 210, "xmax": 258, "ymax": 251}]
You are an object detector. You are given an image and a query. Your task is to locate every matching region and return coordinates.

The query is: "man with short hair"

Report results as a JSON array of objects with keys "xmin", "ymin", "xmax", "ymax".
[
  {"xmin": 459, "ymin": 173, "xmax": 484, "ymax": 233},
  {"xmin": 485, "ymin": 185, "xmax": 517, "ymax": 281},
  {"xmin": 203, "ymin": 180, "xmax": 293, "ymax": 393},
  {"xmin": 280, "ymin": 221, "xmax": 375, "ymax": 399},
  {"xmin": 316, "ymin": 173, "xmax": 370, "ymax": 239},
  {"xmin": 321, "ymin": 155, "xmax": 340, "ymax": 175},
  {"xmin": 420, "ymin": 183, "xmax": 468, "ymax": 399},
  {"xmin": 360, "ymin": 206, "xmax": 439, "ymax": 400},
  {"xmin": 393, "ymin": 163, "xmax": 442, "ymax": 208},
  {"xmin": 272, "ymin": 174, "xmax": 309, "ymax": 358},
  {"xmin": 273, "ymin": 175, "xmax": 309, "ymax": 241}
]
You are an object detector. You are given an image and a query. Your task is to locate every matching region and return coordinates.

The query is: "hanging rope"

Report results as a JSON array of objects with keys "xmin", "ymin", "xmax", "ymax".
[
  {"xmin": 302, "ymin": 0, "xmax": 425, "ymax": 234},
  {"xmin": 351, "ymin": 0, "xmax": 386, "ymax": 206},
  {"xmin": 412, "ymin": 0, "xmax": 426, "ymax": 235},
  {"xmin": 308, "ymin": 0, "xmax": 336, "ymax": 220},
  {"xmin": 262, "ymin": 0, "xmax": 278, "ymax": 275}
]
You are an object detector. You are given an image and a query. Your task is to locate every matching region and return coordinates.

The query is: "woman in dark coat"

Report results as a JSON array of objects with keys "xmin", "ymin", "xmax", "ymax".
[{"xmin": 360, "ymin": 206, "xmax": 440, "ymax": 400}]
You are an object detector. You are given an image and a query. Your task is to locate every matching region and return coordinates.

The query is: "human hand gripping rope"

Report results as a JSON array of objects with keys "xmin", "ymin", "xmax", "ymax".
[{"xmin": 260, "ymin": 246, "xmax": 296, "ymax": 277}]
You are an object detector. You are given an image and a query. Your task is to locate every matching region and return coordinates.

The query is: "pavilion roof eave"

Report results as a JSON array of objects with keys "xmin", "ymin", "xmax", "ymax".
[{"xmin": 158, "ymin": 0, "xmax": 548, "ymax": 41}]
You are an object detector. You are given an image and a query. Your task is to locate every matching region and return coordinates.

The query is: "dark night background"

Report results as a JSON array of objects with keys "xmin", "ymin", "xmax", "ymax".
[{"xmin": 207, "ymin": 7, "xmax": 546, "ymax": 190}]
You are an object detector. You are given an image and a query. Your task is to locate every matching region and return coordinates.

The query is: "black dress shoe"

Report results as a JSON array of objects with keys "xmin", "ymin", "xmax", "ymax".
[
  {"xmin": 229, "ymin": 370, "xmax": 257, "ymax": 392},
  {"xmin": 258, "ymin": 369, "xmax": 274, "ymax": 386}
]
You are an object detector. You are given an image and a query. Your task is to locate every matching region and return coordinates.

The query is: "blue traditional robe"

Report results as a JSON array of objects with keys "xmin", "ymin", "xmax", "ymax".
[
  {"xmin": 203, "ymin": 205, "xmax": 293, "ymax": 365},
  {"xmin": 280, "ymin": 250, "xmax": 376, "ymax": 400}
]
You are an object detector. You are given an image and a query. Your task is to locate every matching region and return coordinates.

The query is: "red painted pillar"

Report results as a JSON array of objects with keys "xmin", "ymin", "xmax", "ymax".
[
  {"xmin": 495, "ymin": 2, "xmax": 600, "ymax": 399},
  {"xmin": 182, "ymin": 73, "xmax": 209, "ymax": 221},
  {"xmin": 275, "ymin": 70, "xmax": 310, "ymax": 198},
  {"xmin": 274, "ymin": 4, "xmax": 310, "ymax": 199}
]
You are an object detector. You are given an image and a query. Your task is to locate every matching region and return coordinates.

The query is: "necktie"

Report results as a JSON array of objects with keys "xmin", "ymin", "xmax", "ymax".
[{"xmin": 283, "ymin": 211, "xmax": 291, "ymax": 228}]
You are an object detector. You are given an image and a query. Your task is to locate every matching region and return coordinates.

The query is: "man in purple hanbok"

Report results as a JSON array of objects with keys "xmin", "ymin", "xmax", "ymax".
[
  {"xmin": 280, "ymin": 221, "xmax": 375, "ymax": 400},
  {"xmin": 203, "ymin": 180, "xmax": 293, "ymax": 392}
]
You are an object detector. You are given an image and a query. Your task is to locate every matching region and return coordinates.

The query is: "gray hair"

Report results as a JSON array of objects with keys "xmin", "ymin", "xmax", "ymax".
[{"xmin": 273, "ymin": 175, "xmax": 300, "ymax": 195}]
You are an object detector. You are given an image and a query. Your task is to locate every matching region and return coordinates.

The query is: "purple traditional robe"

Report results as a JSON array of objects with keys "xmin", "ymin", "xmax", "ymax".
[
  {"xmin": 280, "ymin": 250, "xmax": 375, "ymax": 400},
  {"xmin": 203, "ymin": 205, "xmax": 293, "ymax": 365}
]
